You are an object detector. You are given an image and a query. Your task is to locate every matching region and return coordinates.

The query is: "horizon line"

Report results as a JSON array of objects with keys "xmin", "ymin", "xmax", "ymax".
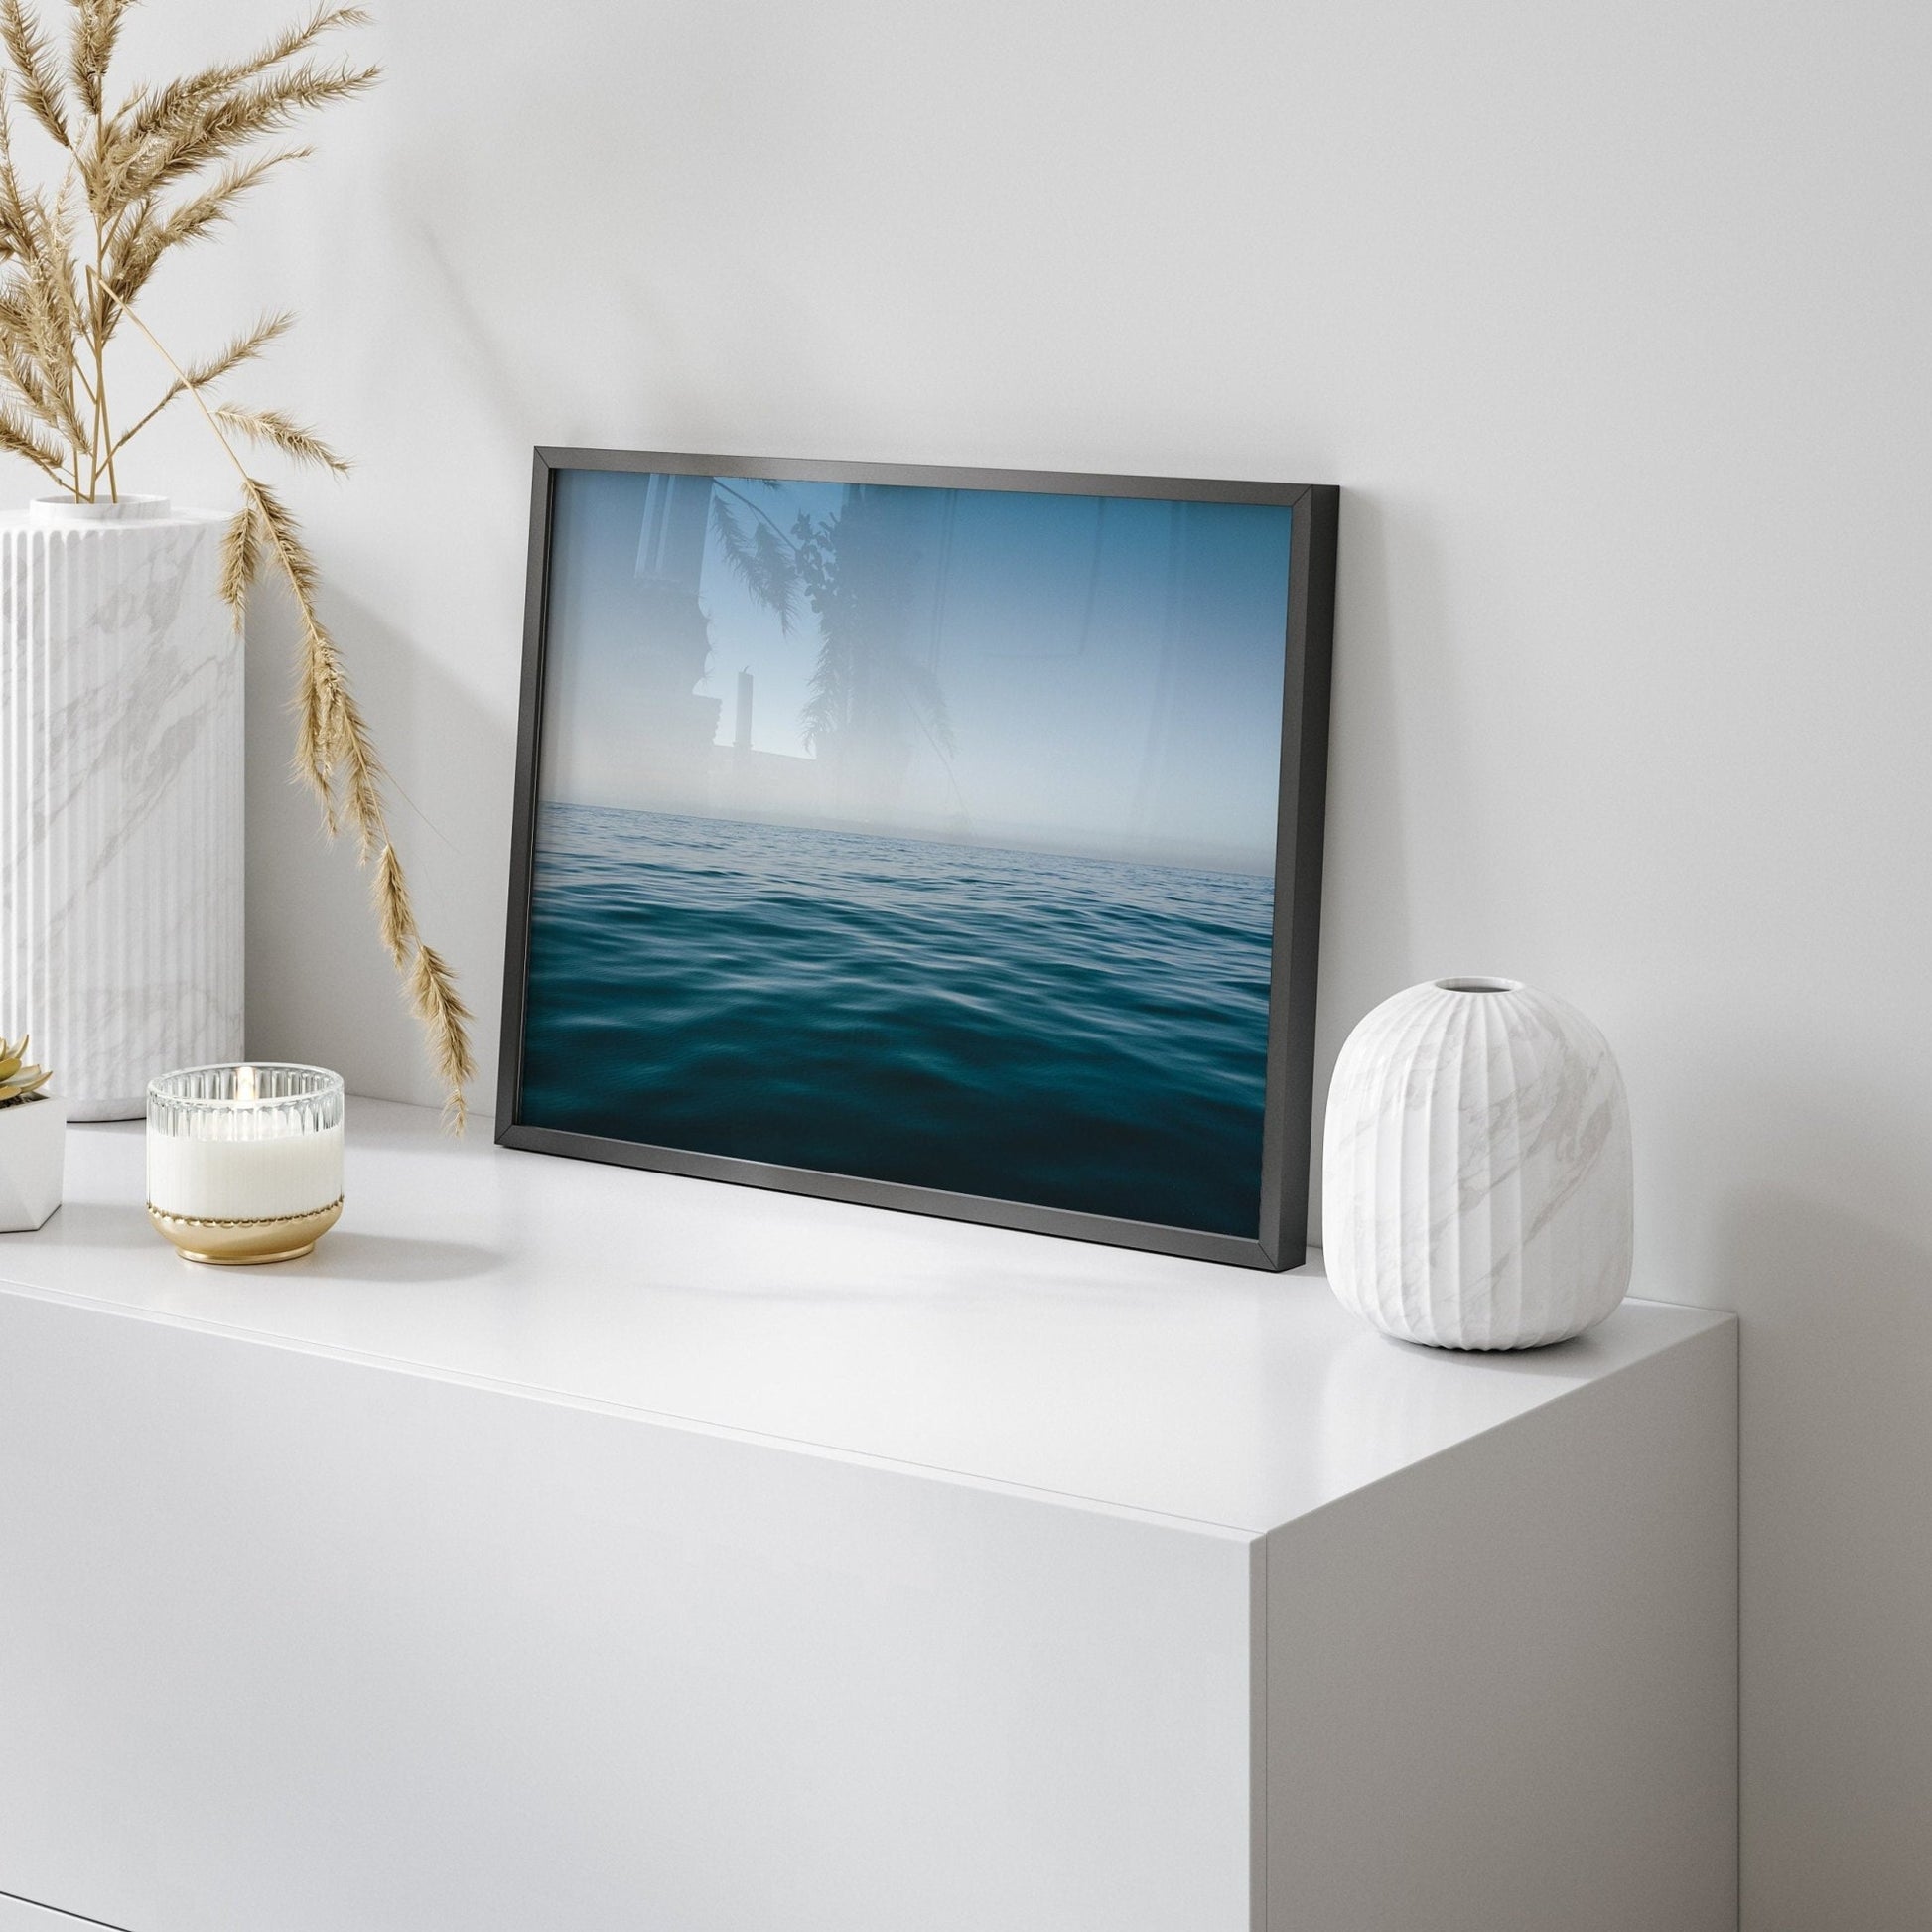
[{"xmin": 540, "ymin": 796, "xmax": 1277, "ymax": 881}]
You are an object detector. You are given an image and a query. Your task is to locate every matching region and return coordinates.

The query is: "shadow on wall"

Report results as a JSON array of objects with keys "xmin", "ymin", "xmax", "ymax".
[
  {"xmin": 1718, "ymin": 1178, "xmax": 1932, "ymax": 1931},
  {"xmin": 1307, "ymin": 488, "xmax": 1490, "ymax": 1243},
  {"xmin": 244, "ymin": 579, "xmax": 514, "ymax": 1110}
]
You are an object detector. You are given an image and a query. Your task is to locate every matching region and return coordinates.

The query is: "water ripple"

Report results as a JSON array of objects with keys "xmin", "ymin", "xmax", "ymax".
[{"xmin": 520, "ymin": 805, "xmax": 1274, "ymax": 1237}]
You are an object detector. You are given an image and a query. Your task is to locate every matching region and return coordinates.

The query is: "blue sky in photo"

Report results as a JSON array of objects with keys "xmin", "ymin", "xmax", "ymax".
[{"xmin": 538, "ymin": 466, "xmax": 1294, "ymax": 873}]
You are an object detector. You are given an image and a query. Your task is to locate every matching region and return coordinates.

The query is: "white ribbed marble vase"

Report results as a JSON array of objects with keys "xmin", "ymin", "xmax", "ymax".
[
  {"xmin": 0, "ymin": 496, "xmax": 241, "ymax": 1120},
  {"xmin": 1323, "ymin": 977, "xmax": 1633, "ymax": 1350}
]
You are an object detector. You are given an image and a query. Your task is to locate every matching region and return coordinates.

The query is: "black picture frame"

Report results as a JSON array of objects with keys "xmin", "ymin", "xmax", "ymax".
[{"xmin": 498, "ymin": 448, "xmax": 1337, "ymax": 1270}]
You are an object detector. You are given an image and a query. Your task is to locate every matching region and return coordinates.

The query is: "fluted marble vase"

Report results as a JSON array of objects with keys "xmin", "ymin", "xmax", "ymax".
[
  {"xmin": 0, "ymin": 496, "xmax": 242, "ymax": 1120},
  {"xmin": 1323, "ymin": 977, "xmax": 1633, "ymax": 1350}
]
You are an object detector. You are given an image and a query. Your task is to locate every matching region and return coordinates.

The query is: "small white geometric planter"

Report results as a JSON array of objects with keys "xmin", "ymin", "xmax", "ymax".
[
  {"xmin": 0, "ymin": 496, "xmax": 242, "ymax": 1120},
  {"xmin": 0, "ymin": 1093, "xmax": 67, "ymax": 1232},
  {"xmin": 1322, "ymin": 976, "xmax": 1634, "ymax": 1350}
]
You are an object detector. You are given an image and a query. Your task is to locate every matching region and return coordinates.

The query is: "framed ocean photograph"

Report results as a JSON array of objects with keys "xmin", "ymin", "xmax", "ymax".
[{"xmin": 498, "ymin": 450, "xmax": 1337, "ymax": 1268}]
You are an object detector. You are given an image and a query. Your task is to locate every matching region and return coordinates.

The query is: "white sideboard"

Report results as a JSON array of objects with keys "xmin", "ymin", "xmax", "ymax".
[{"xmin": 0, "ymin": 1101, "xmax": 1736, "ymax": 1932}]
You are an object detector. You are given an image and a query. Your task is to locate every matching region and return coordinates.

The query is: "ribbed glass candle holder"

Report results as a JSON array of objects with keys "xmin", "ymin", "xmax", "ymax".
[{"xmin": 146, "ymin": 1063, "xmax": 345, "ymax": 1264}]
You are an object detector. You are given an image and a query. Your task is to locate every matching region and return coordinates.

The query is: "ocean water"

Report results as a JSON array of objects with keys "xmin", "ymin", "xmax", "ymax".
[{"xmin": 520, "ymin": 804, "xmax": 1274, "ymax": 1237}]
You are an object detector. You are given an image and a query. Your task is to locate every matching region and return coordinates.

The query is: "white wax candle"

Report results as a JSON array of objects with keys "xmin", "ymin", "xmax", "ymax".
[{"xmin": 147, "ymin": 1111, "xmax": 344, "ymax": 1220}]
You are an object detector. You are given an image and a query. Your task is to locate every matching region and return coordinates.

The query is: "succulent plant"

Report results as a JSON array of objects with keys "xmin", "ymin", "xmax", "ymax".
[{"xmin": 0, "ymin": 1035, "xmax": 52, "ymax": 1108}]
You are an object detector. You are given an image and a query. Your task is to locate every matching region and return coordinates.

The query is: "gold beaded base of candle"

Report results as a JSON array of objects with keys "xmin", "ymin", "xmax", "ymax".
[{"xmin": 146, "ymin": 1197, "xmax": 344, "ymax": 1265}]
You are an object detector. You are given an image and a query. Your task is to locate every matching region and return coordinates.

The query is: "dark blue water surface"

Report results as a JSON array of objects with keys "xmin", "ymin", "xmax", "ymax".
[{"xmin": 521, "ymin": 805, "xmax": 1273, "ymax": 1237}]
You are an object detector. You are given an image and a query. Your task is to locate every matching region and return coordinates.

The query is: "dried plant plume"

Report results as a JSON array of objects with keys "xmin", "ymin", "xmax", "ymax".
[{"xmin": 0, "ymin": 1, "xmax": 471, "ymax": 1124}]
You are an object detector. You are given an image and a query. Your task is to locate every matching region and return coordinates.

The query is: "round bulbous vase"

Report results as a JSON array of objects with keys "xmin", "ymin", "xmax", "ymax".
[
  {"xmin": 0, "ymin": 495, "xmax": 241, "ymax": 1119},
  {"xmin": 1322, "ymin": 977, "xmax": 1633, "ymax": 1350}
]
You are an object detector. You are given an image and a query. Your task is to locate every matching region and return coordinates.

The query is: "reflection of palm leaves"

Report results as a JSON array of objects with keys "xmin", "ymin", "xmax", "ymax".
[
  {"xmin": 800, "ymin": 643, "xmax": 844, "ymax": 751},
  {"xmin": 716, "ymin": 486, "xmax": 955, "ymax": 772},
  {"xmin": 711, "ymin": 494, "xmax": 801, "ymax": 634},
  {"xmin": 800, "ymin": 605, "xmax": 953, "ymax": 761}
]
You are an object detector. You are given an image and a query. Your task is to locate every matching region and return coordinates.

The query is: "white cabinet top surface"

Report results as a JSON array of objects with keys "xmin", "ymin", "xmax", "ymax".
[{"xmin": 0, "ymin": 1099, "xmax": 1729, "ymax": 1535}]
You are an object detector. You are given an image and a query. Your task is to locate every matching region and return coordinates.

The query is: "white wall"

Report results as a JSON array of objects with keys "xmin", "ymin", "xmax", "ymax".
[{"xmin": 68, "ymin": 2, "xmax": 1932, "ymax": 1925}]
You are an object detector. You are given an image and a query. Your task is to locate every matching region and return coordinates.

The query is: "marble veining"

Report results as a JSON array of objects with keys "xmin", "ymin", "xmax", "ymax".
[
  {"xmin": 1322, "ymin": 978, "xmax": 1634, "ymax": 1349},
  {"xmin": 0, "ymin": 502, "xmax": 242, "ymax": 1119}
]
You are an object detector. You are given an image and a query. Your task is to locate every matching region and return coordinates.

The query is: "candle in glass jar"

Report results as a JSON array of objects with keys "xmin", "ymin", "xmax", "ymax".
[{"xmin": 147, "ymin": 1064, "xmax": 344, "ymax": 1224}]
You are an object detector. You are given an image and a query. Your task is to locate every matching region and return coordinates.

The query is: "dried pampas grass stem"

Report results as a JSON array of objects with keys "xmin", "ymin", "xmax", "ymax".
[
  {"xmin": 0, "ymin": 4, "xmax": 471, "ymax": 1125},
  {"xmin": 95, "ymin": 280, "xmax": 472, "ymax": 1125}
]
